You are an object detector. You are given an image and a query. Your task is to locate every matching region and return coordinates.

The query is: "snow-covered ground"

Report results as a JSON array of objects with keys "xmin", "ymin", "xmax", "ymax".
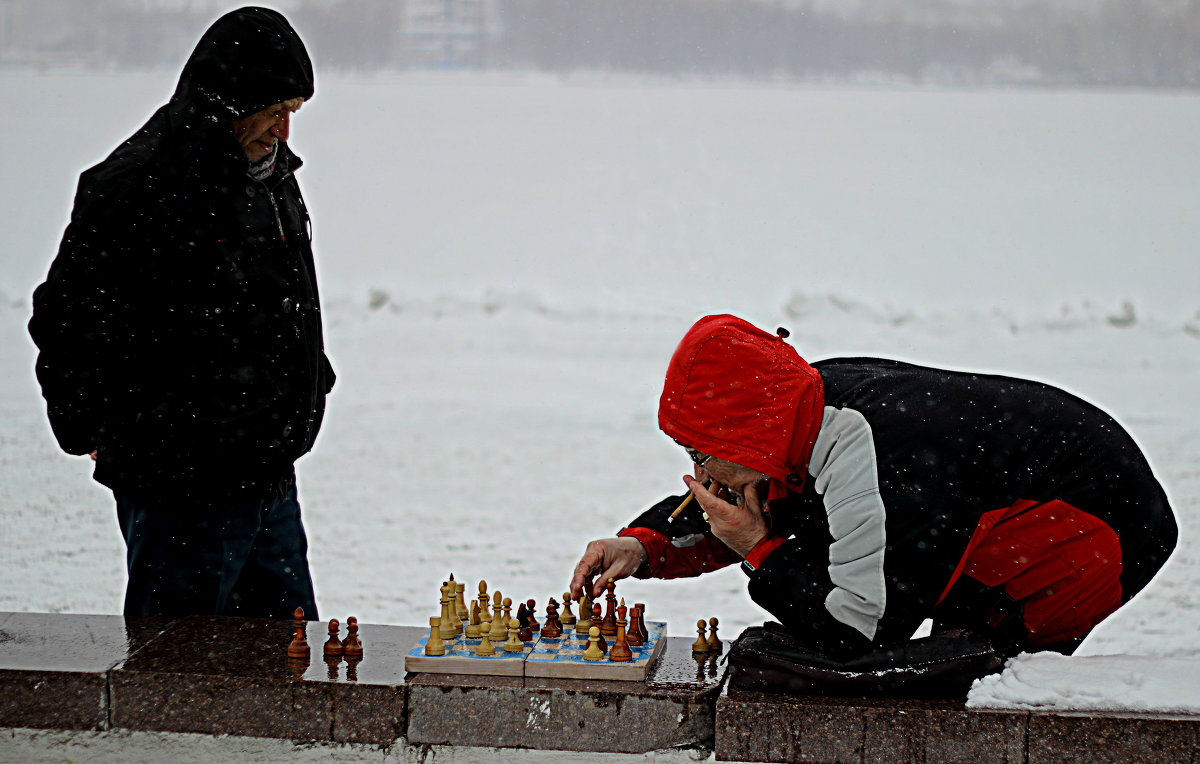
[{"xmin": 1, "ymin": 70, "xmax": 1198, "ymax": 714}]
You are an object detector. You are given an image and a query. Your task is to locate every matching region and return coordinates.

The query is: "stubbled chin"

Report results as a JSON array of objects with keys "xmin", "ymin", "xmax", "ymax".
[{"xmin": 247, "ymin": 144, "xmax": 274, "ymax": 162}]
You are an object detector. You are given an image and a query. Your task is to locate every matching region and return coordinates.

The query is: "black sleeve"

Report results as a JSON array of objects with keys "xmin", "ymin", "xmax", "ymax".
[
  {"xmin": 745, "ymin": 537, "xmax": 875, "ymax": 658},
  {"xmin": 619, "ymin": 493, "xmax": 742, "ymax": 579},
  {"xmin": 28, "ymin": 183, "xmax": 140, "ymax": 455}
]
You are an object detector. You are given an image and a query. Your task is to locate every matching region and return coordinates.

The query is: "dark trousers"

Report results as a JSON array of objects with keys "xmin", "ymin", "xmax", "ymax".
[{"xmin": 116, "ymin": 485, "xmax": 318, "ymax": 620}]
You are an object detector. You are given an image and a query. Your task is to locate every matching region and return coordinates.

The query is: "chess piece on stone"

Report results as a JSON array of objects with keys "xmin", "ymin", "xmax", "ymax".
[
  {"xmin": 323, "ymin": 618, "xmax": 343, "ymax": 658},
  {"xmin": 575, "ymin": 592, "xmax": 593, "ymax": 635},
  {"xmin": 526, "ymin": 599, "xmax": 540, "ymax": 632},
  {"xmin": 707, "ymin": 617, "xmax": 721, "ymax": 652},
  {"xmin": 425, "ymin": 616, "xmax": 446, "ymax": 656},
  {"xmin": 600, "ymin": 579, "xmax": 618, "ymax": 635},
  {"xmin": 692, "ymin": 619, "xmax": 710, "ymax": 653},
  {"xmin": 559, "ymin": 593, "xmax": 577, "ymax": 626},
  {"xmin": 582, "ymin": 626, "xmax": 605, "ymax": 661},
  {"xmin": 504, "ymin": 618, "xmax": 524, "ymax": 652},
  {"xmin": 343, "ymin": 618, "xmax": 360, "ymax": 657},
  {"xmin": 541, "ymin": 599, "xmax": 563, "ymax": 639},
  {"xmin": 475, "ymin": 621, "xmax": 497, "ymax": 656},
  {"xmin": 608, "ymin": 602, "xmax": 633, "ymax": 662},
  {"xmin": 635, "ymin": 603, "xmax": 650, "ymax": 642},
  {"xmin": 288, "ymin": 607, "xmax": 310, "ymax": 660},
  {"xmin": 343, "ymin": 617, "xmax": 363, "ymax": 658},
  {"xmin": 626, "ymin": 606, "xmax": 645, "ymax": 647}
]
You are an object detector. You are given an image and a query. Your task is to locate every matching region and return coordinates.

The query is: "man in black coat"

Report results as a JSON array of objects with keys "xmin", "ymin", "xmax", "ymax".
[{"xmin": 29, "ymin": 7, "xmax": 335, "ymax": 619}]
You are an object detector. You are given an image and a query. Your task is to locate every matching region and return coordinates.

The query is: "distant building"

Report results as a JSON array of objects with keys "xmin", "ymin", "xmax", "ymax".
[
  {"xmin": 402, "ymin": 0, "xmax": 491, "ymax": 69},
  {"xmin": 0, "ymin": 0, "xmax": 1194, "ymax": 87}
]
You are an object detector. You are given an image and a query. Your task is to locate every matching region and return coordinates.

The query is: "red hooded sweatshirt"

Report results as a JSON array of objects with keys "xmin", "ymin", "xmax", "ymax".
[
  {"xmin": 620, "ymin": 315, "xmax": 825, "ymax": 578},
  {"xmin": 657, "ymin": 314, "xmax": 825, "ymax": 505}
]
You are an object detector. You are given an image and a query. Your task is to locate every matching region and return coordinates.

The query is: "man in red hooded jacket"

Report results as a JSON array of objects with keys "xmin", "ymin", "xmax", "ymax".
[{"xmin": 570, "ymin": 315, "xmax": 1176, "ymax": 659}]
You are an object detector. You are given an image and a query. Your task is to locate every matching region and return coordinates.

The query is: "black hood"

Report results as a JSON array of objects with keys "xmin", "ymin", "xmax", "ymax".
[
  {"xmin": 68, "ymin": 7, "xmax": 312, "ymax": 220},
  {"xmin": 172, "ymin": 6, "xmax": 314, "ymax": 122}
]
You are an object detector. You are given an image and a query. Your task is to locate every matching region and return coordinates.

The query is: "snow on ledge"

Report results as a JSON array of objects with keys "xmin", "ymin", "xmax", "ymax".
[{"xmin": 967, "ymin": 652, "xmax": 1200, "ymax": 715}]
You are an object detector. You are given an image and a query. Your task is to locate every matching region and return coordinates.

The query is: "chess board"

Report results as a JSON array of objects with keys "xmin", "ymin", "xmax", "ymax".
[
  {"xmin": 404, "ymin": 629, "xmax": 533, "ymax": 677},
  {"xmin": 405, "ymin": 621, "xmax": 667, "ymax": 681},
  {"xmin": 525, "ymin": 621, "xmax": 666, "ymax": 680}
]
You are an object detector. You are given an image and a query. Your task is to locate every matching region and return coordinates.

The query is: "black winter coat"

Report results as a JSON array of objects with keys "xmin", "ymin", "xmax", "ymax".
[{"xmin": 29, "ymin": 7, "xmax": 335, "ymax": 500}]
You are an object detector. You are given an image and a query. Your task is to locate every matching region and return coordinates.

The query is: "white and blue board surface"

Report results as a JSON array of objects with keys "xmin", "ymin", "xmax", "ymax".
[{"xmin": 405, "ymin": 621, "xmax": 667, "ymax": 680}]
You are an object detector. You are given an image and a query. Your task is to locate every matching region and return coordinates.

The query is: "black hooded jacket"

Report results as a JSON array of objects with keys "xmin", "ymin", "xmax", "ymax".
[{"xmin": 29, "ymin": 7, "xmax": 334, "ymax": 500}]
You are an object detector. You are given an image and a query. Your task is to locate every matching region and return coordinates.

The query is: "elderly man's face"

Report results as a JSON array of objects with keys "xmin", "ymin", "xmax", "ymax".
[{"xmin": 232, "ymin": 97, "xmax": 304, "ymax": 163}]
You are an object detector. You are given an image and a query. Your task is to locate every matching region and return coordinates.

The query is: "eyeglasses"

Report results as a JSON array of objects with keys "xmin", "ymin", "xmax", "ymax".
[{"xmin": 683, "ymin": 445, "xmax": 713, "ymax": 469}]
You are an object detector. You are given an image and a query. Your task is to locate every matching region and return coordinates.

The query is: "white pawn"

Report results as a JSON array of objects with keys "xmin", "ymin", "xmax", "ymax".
[
  {"xmin": 582, "ymin": 626, "xmax": 604, "ymax": 661},
  {"xmin": 560, "ymin": 592, "xmax": 577, "ymax": 626},
  {"xmin": 425, "ymin": 617, "xmax": 446, "ymax": 656},
  {"xmin": 504, "ymin": 617, "xmax": 524, "ymax": 653},
  {"xmin": 475, "ymin": 618, "xmax": 497, "ymax": 656}
]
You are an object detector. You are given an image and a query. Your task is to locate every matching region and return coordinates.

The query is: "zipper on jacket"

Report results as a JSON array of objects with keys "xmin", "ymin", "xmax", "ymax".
[
  {"xmin": 264, "ymin": 169, "xmax": 320, "ymax": 450},
  {"xmin": 265, "ymin": 186, "xmax": 286, "ymax": 241}
]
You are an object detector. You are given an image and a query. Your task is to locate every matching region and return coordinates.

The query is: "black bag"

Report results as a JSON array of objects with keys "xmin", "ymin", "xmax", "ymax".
[{"xmin": 727, "ymin": 622, "xmax": 1004, "ymax": 698}]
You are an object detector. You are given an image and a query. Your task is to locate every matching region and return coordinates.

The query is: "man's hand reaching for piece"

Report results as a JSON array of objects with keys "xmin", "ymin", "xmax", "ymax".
[{"xmin": 569, "ymin": 537, "xmax": 647, "ymax": 601}]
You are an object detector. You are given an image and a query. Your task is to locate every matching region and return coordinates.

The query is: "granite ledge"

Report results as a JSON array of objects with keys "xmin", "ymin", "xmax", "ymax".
[
  {"xmin": 5, "ymin": 612, "xmax": 1199, "ymax": 762},
  {"xmin": 0, "ymin": 612, "xmax": 174, "ymax": 731},
  {"xmin": 109, "ymin": 616, "xmax": 420, "ymax": 744},
  {"xmin": 715, "ymin": 686, "xmax": 1200, "ymax": 764},
  {"xmin": 406, "ymin": 637, "xmax": 725, "ymax": 753}
]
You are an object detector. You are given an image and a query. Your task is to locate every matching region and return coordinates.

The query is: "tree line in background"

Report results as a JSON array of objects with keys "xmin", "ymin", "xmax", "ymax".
[{"xmin": 2, "ymin": 0, "xmax": 1197, "ymax": 88}]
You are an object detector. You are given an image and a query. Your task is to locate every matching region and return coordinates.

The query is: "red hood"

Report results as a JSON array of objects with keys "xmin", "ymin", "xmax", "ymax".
[{"xmin": 658, "ymin": 315, "xmax": 825, "ymax": 502}]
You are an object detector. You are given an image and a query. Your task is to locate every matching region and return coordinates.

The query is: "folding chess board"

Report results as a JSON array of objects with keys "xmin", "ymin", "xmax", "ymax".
[{"xmin": 405, "ymin": 621, "xmax": 667, "ymax": 681}]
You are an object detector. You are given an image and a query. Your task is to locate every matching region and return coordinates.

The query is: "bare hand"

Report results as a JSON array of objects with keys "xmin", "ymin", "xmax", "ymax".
[
  {"xmin": 683, "ymin": 474, "xmax": 768, "ymax": 557},
  {"xmin": 569, "ymin": 537, "xmax": 647, "ymax": 600}
]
